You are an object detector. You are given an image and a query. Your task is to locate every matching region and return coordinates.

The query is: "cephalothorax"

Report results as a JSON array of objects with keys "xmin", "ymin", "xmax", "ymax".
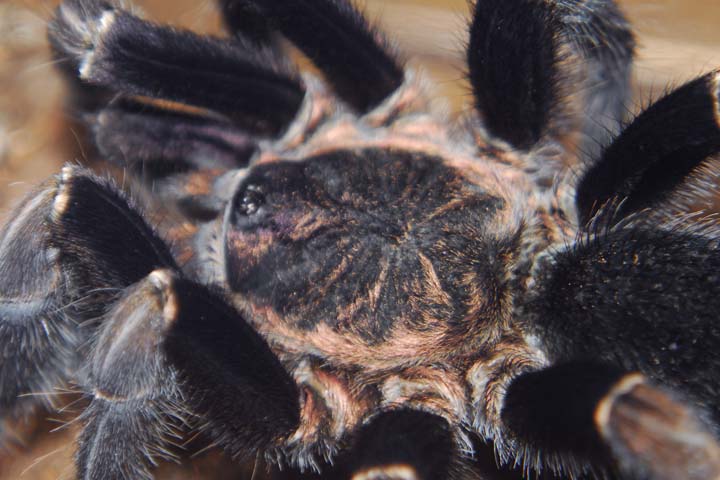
[{"xmin": 2, "ymin": 0, "xmax": 720, "ymax": 479}]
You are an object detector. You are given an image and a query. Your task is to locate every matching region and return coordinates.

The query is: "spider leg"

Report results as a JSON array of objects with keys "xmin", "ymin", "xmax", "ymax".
[
  {"xmin": 91, "ymin": 99, "xmax": 257, "ymax": 175},
  {"xmin": 0, "ymin": 184, "xmax": 73, "ymax": 419},
  {"xmin": 522, "ymin": 65, "xmax": 720, "ymax": 468},
  {"xmin": 527, "ymin": 226, "xmax": 720, "ymax": 417},
  {"xmin": 78, "ymin": 269, "xmax": 299, "ymax": 479},
  {"xmin": 551, "ymin": 72, "xmax": 720, "ymax": 407},
  {"xmin": 336, "ymin": 409, "xmax": 460, "ymax": 480},
  {"xmin": 49, "ymin": 0, "xmax": 305, "ymax": 136},
  {"xmin": 576, "ymin": 70, "xmax": 720, "ymax": 226},
  {"xmin": 0, "ymin": 167, "xmax": 300, "ymax": 473},
  {"xmin": 218, "ymin": 0, "xmax": 405, "ymax": 112},
  {"xmin": 468, "ymin": 0, "xmax": 634, "ymax": 156},
  {"xmin": 89, "ymin": 99, "xmax": 256, "ymax": 222},
  {"xmin": 502, "ymin": 362, "xmax": 720, "ymax": 479},
  {"xmin": 49, "ymin": 0, "xmax": 296, "ymax": 222},
  {"xmin": 525, "ymin": 76, "xmax": 720, "ymax": 477},
  {"xmin": 521, "ymin": 222, "xmax": 720, "ymax": 477},
  {"xmin": 76, "ymin": 273, "xmax": 183, "ymax": 480},
  {"xmin": 0, "ymin": 166, "xmax": 175, "ymax": 420}
]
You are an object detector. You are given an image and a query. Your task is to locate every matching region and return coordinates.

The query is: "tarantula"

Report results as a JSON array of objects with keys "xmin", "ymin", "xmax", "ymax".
[{"xmin": 2, "ymin": 0, "xmax": 720, "ymax": 478}]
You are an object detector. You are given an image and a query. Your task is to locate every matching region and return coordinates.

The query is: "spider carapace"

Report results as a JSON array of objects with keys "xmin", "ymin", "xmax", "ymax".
[{"xmin": 2, "ymin": 0, "xmax": 720, "ymax": 479}]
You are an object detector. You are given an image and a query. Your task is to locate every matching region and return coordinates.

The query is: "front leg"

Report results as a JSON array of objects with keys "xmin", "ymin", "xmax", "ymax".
[
  {"xmin": 50, "ymin": 0, "xmax": 305, "ymax": 135},
  {"xmin": 78, "ymin": 269, "xmax": 300, "ymax": 479},
  {"xmin": 502, "ymin": 362, "xmax": 720, "ymax": 480},
  {"xmin": 0, "ymin": 167, "xmax": 301, "ymax": 478},
  {"xmin": 0, "ymin": 166, "xmax": 176, "ymax": 420}
]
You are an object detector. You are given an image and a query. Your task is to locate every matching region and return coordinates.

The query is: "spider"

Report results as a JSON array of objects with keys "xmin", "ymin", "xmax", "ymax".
[{"xmin": 2, "ymin": 0, "xmax": 720, "ymax": 478}]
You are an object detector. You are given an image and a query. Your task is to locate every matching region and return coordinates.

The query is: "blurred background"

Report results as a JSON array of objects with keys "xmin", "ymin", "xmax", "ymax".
[{"xmin": 0, "ymin": 0, "xmax": 719, "ymax": 478}]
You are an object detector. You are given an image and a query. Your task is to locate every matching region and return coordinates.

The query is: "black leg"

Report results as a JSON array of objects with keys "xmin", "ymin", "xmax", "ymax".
[
  {"xmin": 0, "ymin": 183, "xmax": 75, "ymax": 417},
  {"xmin": 336, "ymin": 409, "xmax": 460, "ymax": 480},
  {"xmin": 525, "ymin": 227, "xmax": 720, "ymax": 422},
  {"xmin": 88, "ymin": 98, "xmax": 256, "ymax": 225},
  {"xmin": 502, "ymin": 362, "xmax": 720, "ymax": 480},
  {"xmin": 502, "ymin": 362, "xmax": 624, "ymax": 472},
  {"xmin": 219, "ymin": 0, "xmax": 277, "ymax": 47},
  {"xmin": 49, "ymin": 0, "xmax": 305, "ymax": 135},
  {"xmin": 77, "ymin": 274, "xmax": 183, "ymax": 480},
  {"xmin": 468, "ymin": 0, "xmax": 557, "ymax": 151},
  {"xmin": 91, "ymin": 99, "xmax": 257, "ymax": 175},
  {"xmin": 0, "ymin": 166, "xmax": 175, "ymax": 419},
  {"xmin": 0, "ymin": 166, "xmax": 300, "ymax": 475},
  {"xmin": 77, "ymin": 269, "xmax": 300, "ymax": 478},
  {"xmin": 576, "ymin": 70, "xmax": 720, "ymax": 226},
  {"xmin": 162, "ymin": 273, "xmax": 300, "ymax": 458},
  {"xmin": 219, "ymin": 0, "xmax": 404, "ymax": 112},
  {"xmin": 468, "ymin": 0, "xmax": 634, "ymax": 153}
]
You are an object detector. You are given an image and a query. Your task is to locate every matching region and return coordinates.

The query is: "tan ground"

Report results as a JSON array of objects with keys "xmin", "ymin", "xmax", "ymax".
[{"xmin": 0, "ymin": 1, "xmax": 719, "ymax": 479}]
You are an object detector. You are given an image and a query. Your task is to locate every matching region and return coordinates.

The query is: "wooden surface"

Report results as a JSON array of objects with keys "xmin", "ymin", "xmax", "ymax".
[{"xmin": 0, "ymin": 1, "xmax": 719, "ymax": 479}]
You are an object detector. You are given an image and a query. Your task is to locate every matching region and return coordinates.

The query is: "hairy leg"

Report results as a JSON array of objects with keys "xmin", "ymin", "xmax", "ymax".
[
  {"xmin": 48, "ymin": 0, "xmax": 298, "ymax": 223},
  {"xmin": 78, "ymin": 270, "xmax": 299, "ymax": 479},
  {"xmin": 49, "ymin": 0, "xmax": 304, "ymax": 135},
  {"xmin": 338, "ymin": 409, "xmax": 460, "ymax": 480},
  {"xmin": 468, "ymin": 0, "xmax": 634, "ymax": 162},
  {"xmin": 502, "ymin": 362, "xmax": 720, "ymax": 480},
  {"xmin": 0, "ymin": 167, "xmax": 300, "ymax": 478},
  {"xmin": 526, "ymin": 226, "xmax": 720, "ymax": 419},
  {"xmin": 0, "ymin": 166, "xmax": 176, "ymax": 420},
  {"xmin": 576, "ymin": 70, "xmax": 720, "ymax": 226},
  {"xmin": 219, "ymin": 0, "xmax": 404, "ymax": 112}
]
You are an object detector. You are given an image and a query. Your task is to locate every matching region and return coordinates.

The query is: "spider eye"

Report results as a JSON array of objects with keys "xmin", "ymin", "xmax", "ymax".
[{"xmin": 238, "ymin": 185, "xmax": 265, "ymax": 216}]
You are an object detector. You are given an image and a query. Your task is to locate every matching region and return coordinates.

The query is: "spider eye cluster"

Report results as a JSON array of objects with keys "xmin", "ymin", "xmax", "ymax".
[{"xmin": 238, "ymin": 185, "xmax": 266, "ymax": 216}]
